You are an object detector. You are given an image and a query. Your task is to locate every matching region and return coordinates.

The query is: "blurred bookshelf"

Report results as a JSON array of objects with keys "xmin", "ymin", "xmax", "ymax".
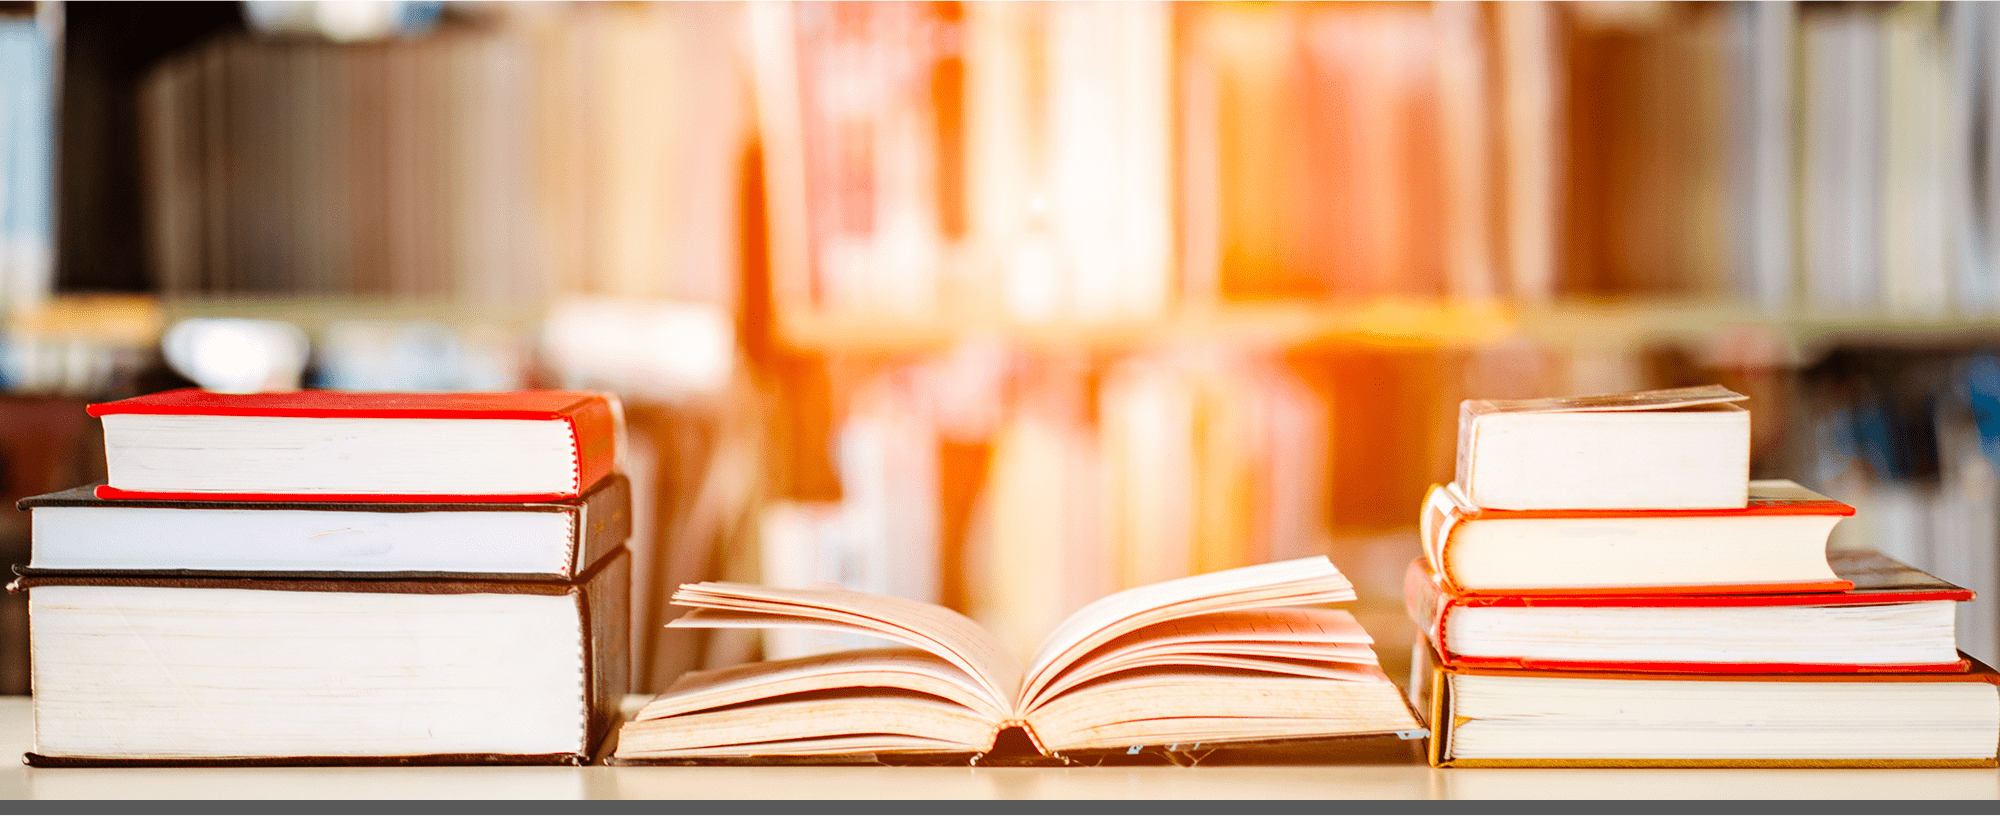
[{"xmin": 6, "ymin": 0, "xmax": 2000, "ymax": 696}]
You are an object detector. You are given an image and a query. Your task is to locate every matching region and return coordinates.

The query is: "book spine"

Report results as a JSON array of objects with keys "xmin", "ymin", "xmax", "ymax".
[
  {"xmin": 1453, "ymin": 403, "xmax": 1476, "ymax": 490},
  {"xmin": 1418, "ymin": 484, "xmax": 1461, "ymax": 584},
  {"xmin": 582, "ymin": 546, "xmax": 631, "ymax": 760},
  {"xmin": 1401, "ymin": 558, "xmax": 1450, "ymax": 660},
  {"xmin": 568, "ymin": 395, "xmax": 618, "ymax": 496},
  {"xmin": 1410, "ymin": 641, "xmax": 1450, "ymax": 768},
  {"xmin": 576, "ymin": 474, "xmax": 633, "ymax": 579}
]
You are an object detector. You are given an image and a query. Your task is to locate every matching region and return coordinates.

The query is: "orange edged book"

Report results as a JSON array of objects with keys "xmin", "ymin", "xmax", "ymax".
[
  {"xmin": 1406, "ymin": 549, "xmax": 1973, "ymax": 674},
  {"xmin": 88, "ymin": 389, "xmax": 619, "ymax": 502},
  {"xmin": 1421, "ymin": 479, "xmax": 1855, "ymax": 595},
  {"xmin": 1411, "ymin": 642, "xmax": 2000, "ymax": 768}
]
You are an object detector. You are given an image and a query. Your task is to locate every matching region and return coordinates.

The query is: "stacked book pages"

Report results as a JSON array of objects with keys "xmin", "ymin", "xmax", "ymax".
[
  {"xmin": 1409, "ymin": 385, "xmax": 2000, "ymax": 768},
  {"xmin": 611, "ymin": 557, "xmax": 1426, "ymax": 765},
  {"xmin": 12, "ymin": 388, "xmax": 630, "ymax": 766}
]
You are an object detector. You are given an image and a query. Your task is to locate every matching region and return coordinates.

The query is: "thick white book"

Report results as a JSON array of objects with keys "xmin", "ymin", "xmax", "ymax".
[
  {"xmin": 1455, "ymin": 385, "xmax": 1751, "ymax": 511},
  {"xmin": 15, "ymin": 550, "xmax": 628, "ymax": 766},
  {"xmin": 17, "ymin": 475, "xmax": 628, "ymax": 580}
]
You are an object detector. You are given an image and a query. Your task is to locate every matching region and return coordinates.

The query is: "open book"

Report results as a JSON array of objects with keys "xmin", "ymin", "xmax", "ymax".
[{"xmin": 613, "ymin": 557, "xmax": 1426, "ymax": 762}]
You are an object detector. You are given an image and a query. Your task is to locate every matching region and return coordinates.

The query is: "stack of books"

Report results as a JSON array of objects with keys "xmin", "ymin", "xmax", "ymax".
[
  {"xmin": 1410, "ymin": 384, "xmax": 2000, "ymax": 768},
  {"xmin": 12, "ymin": 388, "xmax": 630, "ymax": 766}
]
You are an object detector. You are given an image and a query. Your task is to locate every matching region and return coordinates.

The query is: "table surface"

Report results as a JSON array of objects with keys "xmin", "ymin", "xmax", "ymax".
[{"xmin": 1, "ymin": 697, "xmax": 1996, "ymax": 800}]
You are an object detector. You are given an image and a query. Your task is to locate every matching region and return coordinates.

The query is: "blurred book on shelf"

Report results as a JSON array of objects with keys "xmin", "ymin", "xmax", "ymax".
[
  {"xmin": 1802, "ymin": 347, "xmax": 2000, "ymax": 667},
  {"xmin": 0, "ymin": 8, "xmax": 54, "ymax": 315},
  {"xmin": 135, "ymin": 2, "xmax": 747, "ymax": 308}
]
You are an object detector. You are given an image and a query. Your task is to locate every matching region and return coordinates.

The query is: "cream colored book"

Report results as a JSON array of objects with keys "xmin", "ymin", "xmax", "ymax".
[{"xmin": 614, "ymin": 557, "xmax": 1425, "ymax": 762}]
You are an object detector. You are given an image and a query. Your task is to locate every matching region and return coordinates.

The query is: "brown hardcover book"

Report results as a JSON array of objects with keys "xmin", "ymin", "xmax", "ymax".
[
  {"xmin": 1411, "ymin": 641, "xmax": 2000, "ymax": 768},
  {"xmin": 16, "ymin": 474, "xmax": 628, "ymax": 581},
  {"xmin": 12, "ymin": 549, "xmax": 628, "ymax": 767}
]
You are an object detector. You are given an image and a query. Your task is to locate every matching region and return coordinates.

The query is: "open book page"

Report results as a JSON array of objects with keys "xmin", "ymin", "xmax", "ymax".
[
  {"xmin": 635, "ymin": 647, "xmax": 1006, "ymax": 722},
  {"xmin": 1020, "ymin": 557, "xmax": 1356, "ymax": 707},
  {"xmin": 1023, "ymin": 669, "xmax": 1421, "ymax": 752},
  {"xmin": 670, "ymin": 582, "xmax": 1023, "ymax": 709},
  {"xmin": 617, "ymin": 689, "xmax": 997, "ymax": 757},
  {"xmin": 1024, "ymin": 608, "xmax": 1381, "ymax": 710},
  {"xmin": 620, "ymin": 734, "xmax": 981, "ymax": 760}
]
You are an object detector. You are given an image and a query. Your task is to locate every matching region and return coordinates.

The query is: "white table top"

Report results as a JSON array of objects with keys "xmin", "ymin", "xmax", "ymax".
[{"xmin": 1, "ymin": 697, "xmax": 1995, "ymax": 800}]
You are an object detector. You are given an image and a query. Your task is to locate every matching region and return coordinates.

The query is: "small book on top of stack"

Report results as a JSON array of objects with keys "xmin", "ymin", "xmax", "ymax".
[
  {"xmin": 1411, "ymin": 384, "xmax": 2000, "ymax": 768},
  {"xmin": 12, "ymin": 388, "xmax": 631, "ymax": 767}
]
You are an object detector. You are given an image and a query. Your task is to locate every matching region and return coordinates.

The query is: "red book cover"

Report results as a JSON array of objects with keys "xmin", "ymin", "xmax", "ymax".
[
  {"xmin": 1406, "ymin": 549, "xmax": 1975, "ymax": 674},
  {"xmin": 1421, "ymin": 480, "xmax": 1857, "ymax": 596},
  {"xmin": 88, "ymin": 389, "xmax": 618, "ymax": 502}
]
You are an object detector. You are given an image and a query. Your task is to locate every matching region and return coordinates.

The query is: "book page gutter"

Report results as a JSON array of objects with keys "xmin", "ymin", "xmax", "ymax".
[
  {"xmin": 1021, "ymin": 557, "xmax": 1355, "ymax": 705},
  {"xmin": 672, "ymin": 582, "xmax": 1024, "ymax": 707},
  {"xmin": 1022, "ymin": 585, "xmax": 1360, "ymax": 701},
  {"xmin": 1033, "ymin": 655, "xmax": 1387, "ymax": 704},
  {"xmin": 638, "ymin": 643, "xmax": 1003, "ymax": 720},
  {"xmin": 1025, "ymin": 609, "xmax": 1380, "ymax": 709}
]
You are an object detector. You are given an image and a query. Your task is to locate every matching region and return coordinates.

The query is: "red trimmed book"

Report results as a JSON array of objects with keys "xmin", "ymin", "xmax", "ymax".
[
  {"xmin": 1421, "ymin": 479, "xmax": 1855, "ymax": 595},
  {"xmin": 87, "ymin": 389, "xmax": 619, "ymax": 502},
  {"xmin": 1406, "ymin": 548, "xmax": 1973, "ymax": 674}
]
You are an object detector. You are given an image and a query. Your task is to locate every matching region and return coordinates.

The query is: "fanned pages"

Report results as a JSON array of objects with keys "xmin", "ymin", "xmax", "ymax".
[{"xmin": 617, "ymin": 557, "xmax": 1423, "ymax": 761}]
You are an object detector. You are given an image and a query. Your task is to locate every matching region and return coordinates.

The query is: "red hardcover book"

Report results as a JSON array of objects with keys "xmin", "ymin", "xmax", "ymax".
[
  {"xmin": 1406, "ymin": 548, "xmax": 1974, "ymax": 674},
  {"xmin": 88, "ymin": 389, "xmax": 618, "ymax": 502},
  {"xmin": 1421, "ymin": 479, "xmax": 1856, "ymax": 595}
]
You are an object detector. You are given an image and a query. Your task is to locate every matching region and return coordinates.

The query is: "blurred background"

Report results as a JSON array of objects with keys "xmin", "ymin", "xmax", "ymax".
[{"xmin": 1, "ymin": 0, "xmax": 1999, "ymax": 694}]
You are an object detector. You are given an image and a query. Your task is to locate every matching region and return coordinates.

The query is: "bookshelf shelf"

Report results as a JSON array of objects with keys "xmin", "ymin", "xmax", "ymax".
[
  {"xmin": 158, "ymin": 296, "xmax": 544, "ymax": 337},
  {"xmin": 772, "ymin": 297, "xmax": 2000, "ymax": 358},
  {"xmin": 21, "ymin": 294, "xmax": 2000, "ymax": 362},
  {"xmin": 774, "ymin": 300, "xmax": 1516, "ymax": 354}
]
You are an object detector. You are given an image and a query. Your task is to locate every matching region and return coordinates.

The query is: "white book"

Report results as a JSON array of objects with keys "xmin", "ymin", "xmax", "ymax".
[
  {"xmin": 19, "ymin": 551, "xmax": 628, "ymax": 766},
  {"xmin": 1455, "ymin": 385, "xmax": 1751, "ymax": 511},
  {"xmin": 19, "ymin": 476, "xmax": 627, "ymax": 579}
]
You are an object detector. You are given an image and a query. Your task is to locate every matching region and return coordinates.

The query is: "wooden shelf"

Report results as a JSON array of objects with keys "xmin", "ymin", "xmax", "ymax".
[
  {"xmin": 20, "ymin": 295, "xmax": 2000, "ymax": 363},
  {"xmin": 1519, "ymin": 299, "xmax": 2000, "ymax": 364},
  {"xmin": 777, "ymin": 297, "xmax": 2000, "ymax": 361},
  {"xmin": 157, "ymin": 296, "xmax": 544, "ymax": 337},
  {"xmin": 774, "ymin": 300, "xmax": 1519, "ymax": 354}
]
